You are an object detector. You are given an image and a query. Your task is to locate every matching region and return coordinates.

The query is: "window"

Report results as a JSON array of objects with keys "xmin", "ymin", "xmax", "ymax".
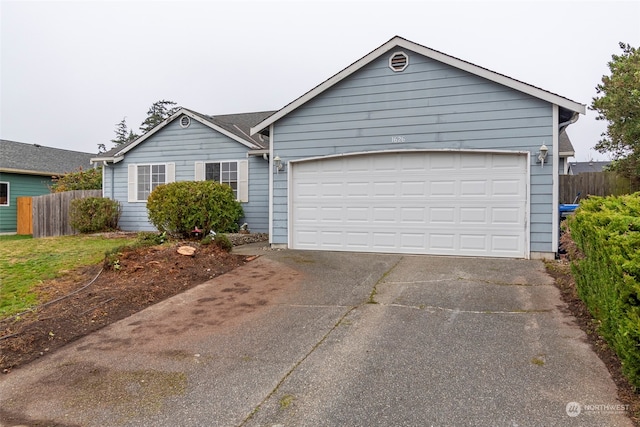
[
  {"xmin": 205, "ymin": 161, "xmax": 238, "ymax": 198},
  {"xmin": 0, "ymin": 182, "xmax": 8, "ymax": 206},
  {"xmin": 194, "ymin": 160, "xmax": 248, "ymax": 203},
  {"xmin": 128, "ymin": 163, "xmax": 174, "ymax": 202},
  {"xmin": 137, "ymin": 164, "xmax": 166, "ymax": 200}
]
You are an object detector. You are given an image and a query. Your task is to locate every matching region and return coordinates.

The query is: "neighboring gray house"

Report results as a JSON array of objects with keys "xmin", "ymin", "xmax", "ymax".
[
  {"xmin": 569, "ymin": 161, "xmax": 611, "ymax": 174},
  {"xmin": 558, "ymin": 129, "xmax": 576, "ymax": 175},
  {"xmin": 0, "ymin": 140, "xmax": 94, "ymax": 233},
  {"xmin": 91, "ymin": 110, "xmax": 275, "ymax": 233},
  {"xmin": 250, "ymin": 36, "xmax": 585, "ymax": 259}
]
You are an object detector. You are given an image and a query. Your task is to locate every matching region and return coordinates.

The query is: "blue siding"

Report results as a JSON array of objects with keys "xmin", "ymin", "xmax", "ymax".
[
  {"xmin": 0, "ymin": 172, "xmax": 52, "ymax": 233},
  {"xmin": 106, "ymin": 119, "xmax": 268, "ymax": 233},
  {"xmin": 270, "ymin": 49, "xmax": 556, "ymax": 253}
]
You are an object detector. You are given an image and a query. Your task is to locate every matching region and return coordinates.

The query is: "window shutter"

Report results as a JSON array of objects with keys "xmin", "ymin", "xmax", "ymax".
[
  {"xmin": 238, "ymin": 159, "xmax": 249, "ymax": 203},
  {"xmin": 166, "ymin": 163, "xmax": 175, "ymax": 183},
  {"xmin": 128, "ymin": 164, "xmax": 137, "ymax": 202},
  {"xmin": 194, "ymin": 161, "xmax": 205, "ymax": 181}
]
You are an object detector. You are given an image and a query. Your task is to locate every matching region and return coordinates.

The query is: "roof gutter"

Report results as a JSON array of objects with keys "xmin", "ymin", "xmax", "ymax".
[
  {"xmin": 559, "ymin": 111, "xmax": 580, "ymax": 133},
  {"xmin": 90, "ymin": 156, "xmax": 124, "ymax": 165}
]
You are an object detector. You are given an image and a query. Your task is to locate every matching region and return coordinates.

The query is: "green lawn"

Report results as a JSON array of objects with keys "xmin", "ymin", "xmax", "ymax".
[{"xmin": 0, "ymin": 234, "xmax": 137, "ymax": 317}]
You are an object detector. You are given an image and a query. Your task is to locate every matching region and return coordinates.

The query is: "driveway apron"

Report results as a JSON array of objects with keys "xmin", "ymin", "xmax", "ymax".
[{"xmin": 0, "ymin": 247, "xmax": 632, "ymax": 427}]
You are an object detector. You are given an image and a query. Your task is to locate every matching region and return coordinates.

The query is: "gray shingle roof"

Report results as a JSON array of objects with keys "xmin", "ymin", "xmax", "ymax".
[
  {"xmin": 208, "ymin": 111, "xmax": 275, "ymax": 149},
  {"xmin": 0, "ymin": 139, "xmax": 95, "ymax": 176},
  {"xmin": 558, "ymin": 129, "xmax": 575, "ymax": 156},
  {"xmin": 569, "ymin": 161, "xmax": 611, "ymax": 174}
]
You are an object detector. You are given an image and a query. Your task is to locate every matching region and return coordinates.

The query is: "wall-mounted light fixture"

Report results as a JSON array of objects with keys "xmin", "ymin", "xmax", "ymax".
[
  {"xmin": 274, "ymin": 155, "xmax": 285, "ymax": 173},
  {"xmin": 537, "ymin": 144, "xmax": 548, "ymax": 168}
]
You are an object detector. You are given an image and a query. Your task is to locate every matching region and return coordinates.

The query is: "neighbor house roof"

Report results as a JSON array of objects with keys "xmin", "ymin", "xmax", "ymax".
[
  {"xmin": 0, "ymin": 139, "xmax": 94, "ymax": 176},
  {"xmin": 558, "ymin": 129, "xmax": 575, "ymax": 157},
  {"xmin": 569, "ymin": 161, "xmax": 611, "ymax": 174},
  {"xmin": 251, "ymin": 35, "xmax": 586, "ymax": 135},
  {"xmin": 93, "ymin": 108, "xmax": 275, "ymax": 163}
]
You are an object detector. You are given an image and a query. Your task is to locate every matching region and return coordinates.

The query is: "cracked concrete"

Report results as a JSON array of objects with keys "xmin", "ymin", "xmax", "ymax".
[{"xmin": 0, "ymin": 247, "xmax": 632, "ymax": 427}]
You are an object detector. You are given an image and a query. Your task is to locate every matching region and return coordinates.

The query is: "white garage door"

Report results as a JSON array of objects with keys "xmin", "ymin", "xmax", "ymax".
[{"xmin": 291, "ymin": 151, "xmax": 528, "ymax": 258}]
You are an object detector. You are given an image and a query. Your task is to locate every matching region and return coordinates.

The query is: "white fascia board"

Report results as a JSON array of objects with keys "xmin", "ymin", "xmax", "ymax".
[
  {"xmin": 559, "ymin": 151, "xmax": 575, "ymax": 157},
  {"xmin": 90, "ymin": 156, "xmax": 124, "ymax": 164},
  {"xmin": 115, "ymin": 108, "xmax": 259, "ymax": 159},
  {"xmin": 251, "ymin": 39, "xmax": 400, "ymax": 135},
  {"xmin": 403, "ymin": 39, "xmax": 587, "ymax": 114},
  {"xmin": 183, "ymin": 110, "xmax": 260, "ymax": 149},
  {"xmin": 251, "ymin": 36, "xmax": 586, "ymax": 135},
  {"xmin": 113, "ymin": 109, "xmax": 185, "ymax": 157}
]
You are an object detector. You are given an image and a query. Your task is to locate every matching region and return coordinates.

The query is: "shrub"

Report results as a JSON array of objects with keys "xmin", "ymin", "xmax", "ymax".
[
  {"xmin": 51, "ymin": 167, "xmax": 102, "ymax": 192},
  {"xmin": 146, "ymin": 181, "xmax": 243, "ymax": 238},
  {"xmin": 214, "ymin": 233, "xmax": 233, "ymax": 252},
  {"xmin": 69, "ymin": 197, "xmax": 120, "ymax": 233},
  {"xmin": 104, "ymin": 232, "xmax": 168, "ymax": 270},
  {"xmin": 567, "ymin": 192, "xmax": 640, "ymax": 387}
]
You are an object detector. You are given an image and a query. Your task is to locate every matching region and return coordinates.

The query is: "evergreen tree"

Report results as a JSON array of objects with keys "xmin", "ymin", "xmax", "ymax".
[
  {"xmin": 139, "ymin": 100, "xmax": 180, "ymax": 134},
  {"xmin": 110, "ymin": 117, "xmax": 138, "ymax": 146},
  {"xmin": 591, "ymin": 42, "xmax": 640, "ymax": 182}
]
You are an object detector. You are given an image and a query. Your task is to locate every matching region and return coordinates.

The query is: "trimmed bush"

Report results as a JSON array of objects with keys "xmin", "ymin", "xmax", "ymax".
[
  {"xmin": 146, "ymin": 181, "xmax": 243, "ymax": 238},
  {"xmin": 568, "ymin": 192, "xmax": 640, "ymax": 387},
  {"xmin": 69, "ymin": 197, "xmax": 121, "ymax": 233},
  {"xmin": 214, "ymin": 233, "xmax": 233, "ymax": 252}
]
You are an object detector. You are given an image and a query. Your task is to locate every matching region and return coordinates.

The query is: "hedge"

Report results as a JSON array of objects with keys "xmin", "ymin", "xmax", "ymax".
[{"xmin": 568, "ymin": 193, "xmax": 640, "ymax": 387}]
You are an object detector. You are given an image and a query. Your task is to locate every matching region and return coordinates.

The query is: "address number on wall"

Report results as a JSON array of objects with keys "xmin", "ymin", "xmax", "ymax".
[{"xmin": 391, "ymin": 136, "xmax": 406, "ymax": 143}]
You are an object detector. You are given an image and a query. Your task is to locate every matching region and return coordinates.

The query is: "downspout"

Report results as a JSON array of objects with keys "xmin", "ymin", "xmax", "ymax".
[{"xmin": 102, "ymin": 161, "xmax": 114, "ymax": 200}]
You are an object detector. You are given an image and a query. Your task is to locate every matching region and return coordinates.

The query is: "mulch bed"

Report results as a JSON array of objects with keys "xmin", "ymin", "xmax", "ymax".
[{"xmin": 0, "ymin": 235, "xmax": 266, "ymax": 373}]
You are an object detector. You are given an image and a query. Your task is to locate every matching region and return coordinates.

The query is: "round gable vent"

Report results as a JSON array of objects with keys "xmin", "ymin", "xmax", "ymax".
[
  {"xmin": 389, "ymin": 51, "xmax": 409, "ymax": 72},
  {"xmin": 180, "ymin": 115, "xmax": 191, "ymax": 128}
]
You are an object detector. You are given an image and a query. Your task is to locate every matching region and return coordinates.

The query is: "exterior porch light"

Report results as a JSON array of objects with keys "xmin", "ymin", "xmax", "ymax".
[
  {"xmin": 274, "ymin": 156, "xmax": 285, "ymax": 173},
  {"xmin": 537, "ymin": 144, "xmax": 548, "ymax": 168}
]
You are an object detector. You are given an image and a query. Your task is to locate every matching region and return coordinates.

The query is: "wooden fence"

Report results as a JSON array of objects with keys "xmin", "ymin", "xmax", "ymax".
[
  {"xmin": 559, "ymin": 172, "xmax": 637, "ymax": 204},
  {"xmin": 31, "ymin": 190, "xmax": 102, "ymax": 238}
]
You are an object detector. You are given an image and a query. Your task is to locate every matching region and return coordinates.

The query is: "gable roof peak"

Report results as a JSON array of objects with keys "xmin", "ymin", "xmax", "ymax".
[
  {"xmin": 92, "ymin": 107, "xmax": 277, "ymax": 163},
  {"xmin": 251, "ymin": 35, "xmax": 586, "ymax": 135}
]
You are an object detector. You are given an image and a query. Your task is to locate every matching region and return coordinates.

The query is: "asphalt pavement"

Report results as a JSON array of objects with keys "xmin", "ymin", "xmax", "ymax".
[{"xmin": 0, "ymin": 244, "xmax": 633, "ymax": 427}]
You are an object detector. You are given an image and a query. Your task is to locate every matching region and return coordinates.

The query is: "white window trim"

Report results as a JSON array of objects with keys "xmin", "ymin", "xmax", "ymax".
[
  {"xmin": 127, "ymin": 163, "xmax": 175, "ymax": 202},
  {"xmin": 194, "ymin": 159, "xmax": 248, "ymax": 203},
  {"xmin": 0, "ymin": 181, "xmax": 9, "ymax": 206}
]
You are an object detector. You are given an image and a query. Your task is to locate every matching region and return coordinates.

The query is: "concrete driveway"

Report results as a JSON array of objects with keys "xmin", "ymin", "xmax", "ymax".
[{"xmin": 0, "ymin": 245, "xmax": 632, "ymax": 427}]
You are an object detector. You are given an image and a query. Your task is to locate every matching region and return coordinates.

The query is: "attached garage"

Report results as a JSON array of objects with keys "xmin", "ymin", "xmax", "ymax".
[
  {"xmin": 291, "ymin": 151, "xmax": 528, "ymax": 258},
  {"xmin": 251, "ymin": 36, "xmax": 586, "ymax": 259}
]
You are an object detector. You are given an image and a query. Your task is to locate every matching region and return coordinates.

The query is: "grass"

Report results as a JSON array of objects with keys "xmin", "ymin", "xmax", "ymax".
[{"xmin": 0, "ymin": 234, "xmax": 137, "ymax": 317}]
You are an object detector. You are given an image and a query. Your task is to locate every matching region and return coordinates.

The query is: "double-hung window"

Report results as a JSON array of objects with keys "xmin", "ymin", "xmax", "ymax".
[
  {"xmin": 194, "ymin": 160, "xmax": 248, "ymax": 203},
  {"xmin": 205, "ymin": 161, "xmax": 238, "ymax": 198},
  {"xmin": 128, "ymin": 163, "xmax": 175, "ymax": 202},
  {"xmin": 137, "ymin": 164, "xmax": 166, "ymax": 200},
  {"xmin": 0, "ymin": 182, "xmax": 9, "ymax": 206}
]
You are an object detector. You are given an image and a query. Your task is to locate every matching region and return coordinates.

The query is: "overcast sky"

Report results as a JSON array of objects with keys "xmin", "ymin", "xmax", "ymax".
[{"xmin": 1, "ymin": 1, "xmax": 639, "ymax": 161}]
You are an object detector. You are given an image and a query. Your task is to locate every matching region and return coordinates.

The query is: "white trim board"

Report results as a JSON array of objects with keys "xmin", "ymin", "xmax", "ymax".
[{"xmin": 251, "ymin": 36, "xmax": 585, "ymax": 135}]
